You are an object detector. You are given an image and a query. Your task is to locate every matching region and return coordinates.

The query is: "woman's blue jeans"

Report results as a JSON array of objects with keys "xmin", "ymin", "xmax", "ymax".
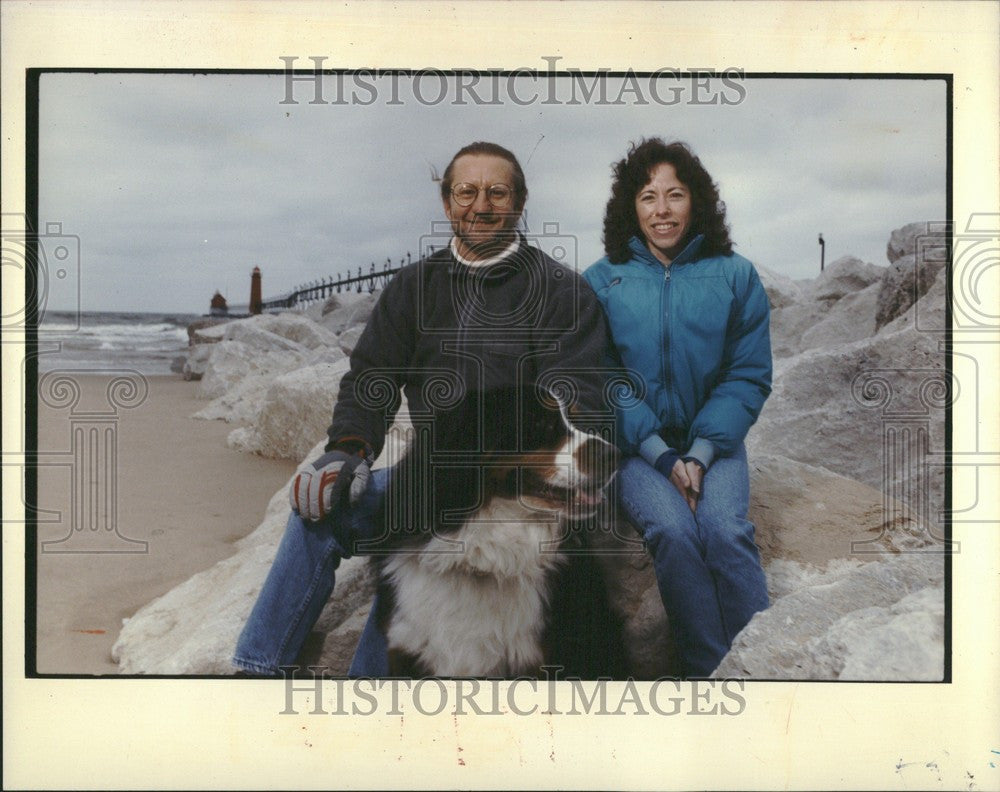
[
  {"xmin": 618, "ymin": 444, "xmax": 768, "ymax": 677},
  {"xmin": 233, "ymin": 468, "xmax": 390, "ymax": 677}
]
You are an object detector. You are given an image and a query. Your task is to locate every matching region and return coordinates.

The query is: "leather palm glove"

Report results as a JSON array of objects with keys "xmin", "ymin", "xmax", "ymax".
[{"xmin": 289, "ymin": 447, "xmax": 373, "ymax": 521}]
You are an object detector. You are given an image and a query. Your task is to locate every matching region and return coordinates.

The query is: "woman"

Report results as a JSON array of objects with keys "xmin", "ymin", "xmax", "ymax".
[{"xmin": 583, "ymin": 138, "xmax": 772, "ymax": 678}]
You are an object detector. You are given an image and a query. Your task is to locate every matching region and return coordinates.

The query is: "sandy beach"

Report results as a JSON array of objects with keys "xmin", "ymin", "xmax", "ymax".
[{"xmin": 34, "ymin": 374, "xmax": 297, "ymax": 675}]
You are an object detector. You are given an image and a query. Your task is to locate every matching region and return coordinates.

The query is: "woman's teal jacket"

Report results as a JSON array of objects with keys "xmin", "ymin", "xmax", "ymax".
[{"xmin": 583, "ymin": 235, "xmax": 772, "ymax": 470}]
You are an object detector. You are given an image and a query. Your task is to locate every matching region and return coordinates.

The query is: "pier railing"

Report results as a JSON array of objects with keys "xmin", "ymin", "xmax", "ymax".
[{"xmin": 228, "ymin": 253, "xmax": 412, "ymax": 314}]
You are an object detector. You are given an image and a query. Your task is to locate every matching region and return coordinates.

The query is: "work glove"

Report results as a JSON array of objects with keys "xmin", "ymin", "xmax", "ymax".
[{"xmin": 289, "ymin": 449, "xmax": 372, "ymax": 522}]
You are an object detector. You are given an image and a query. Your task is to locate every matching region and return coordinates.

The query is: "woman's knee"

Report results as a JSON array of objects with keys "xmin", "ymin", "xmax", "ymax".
[
  {"xmin": 620, "ymin": 457, "xmax": 685, "ymax": 513},
  {"xmin": 696, "ymin": 507, "xmax": 760, "ymax": 561}
]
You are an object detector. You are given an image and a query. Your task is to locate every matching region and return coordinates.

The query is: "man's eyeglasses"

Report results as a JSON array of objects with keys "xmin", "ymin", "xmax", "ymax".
[{"xmin": 450, "ymin": 183, "xmax": 515, "ymax": 208}]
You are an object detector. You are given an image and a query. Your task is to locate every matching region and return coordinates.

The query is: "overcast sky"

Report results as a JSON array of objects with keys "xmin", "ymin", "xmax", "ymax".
[{"xmin": 37, "ymin": 72, "xmax": 946, "ymax": 314}]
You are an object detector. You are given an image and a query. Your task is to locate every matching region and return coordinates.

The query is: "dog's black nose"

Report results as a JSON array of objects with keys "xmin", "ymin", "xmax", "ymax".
[{"xmin": 577, "ymin": 437, "xmax": 620, "ymax": 479}]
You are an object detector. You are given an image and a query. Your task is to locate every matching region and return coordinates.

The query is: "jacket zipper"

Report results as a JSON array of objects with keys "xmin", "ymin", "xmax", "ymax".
[{"xmin": 662, "ymin": 267, "xmax": 673, "ymax": 433}]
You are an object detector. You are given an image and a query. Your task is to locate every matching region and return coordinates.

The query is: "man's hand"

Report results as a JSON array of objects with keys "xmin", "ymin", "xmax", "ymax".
[
  {"xmin": 289, "ymin": 450, "xmax": 372, "ymax": 522},
  {"xmin": 654, "ymin": 451, "xmax": 705, "ymax": 513}
]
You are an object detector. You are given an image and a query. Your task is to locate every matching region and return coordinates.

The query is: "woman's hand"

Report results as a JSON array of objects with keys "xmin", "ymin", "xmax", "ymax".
[
  {"xmin": 676, "ymin": 459, "xmax": 704, "ymax": 512},
  {"xmin": 667, "ymin": 459, "xmax": 703, "ymax": 513},
  {"xmin": 654, "ymin": 452, "xmax": 704, "ymax": 513}
]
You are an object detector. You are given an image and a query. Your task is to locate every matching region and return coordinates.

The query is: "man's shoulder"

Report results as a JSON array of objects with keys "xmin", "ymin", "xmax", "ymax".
[
  {"xmin": 402, "ymin": 246, "xmax": 454, "ymax": 272},
  {"xmin": 421, "ymin": 246, "xmax": 457, "ymax": 265},
  {"xmin": 385, "ymin": 247, "xmax": 453, "ymax": 288},
  {"xmin": 515, "ymin": 241, "xmax": 596, "ymax": 292}
]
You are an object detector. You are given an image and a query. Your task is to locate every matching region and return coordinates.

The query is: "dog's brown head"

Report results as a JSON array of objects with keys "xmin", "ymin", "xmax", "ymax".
[{"xmin": 470, "ymin": 386, "xmax": 620, "ymax": 519}]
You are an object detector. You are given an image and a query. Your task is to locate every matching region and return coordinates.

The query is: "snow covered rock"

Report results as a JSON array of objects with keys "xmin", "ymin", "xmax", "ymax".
[
  {"xmin": 308, "ymin": 292, "xmax": 378, "ymax": 335},
  {"xmin": 227, "ymin": 359, "xmax": 352, "ymax": 461},
  {"xmin": 197, "ymin": 339, "xmax": 307, "ymax": 401}
]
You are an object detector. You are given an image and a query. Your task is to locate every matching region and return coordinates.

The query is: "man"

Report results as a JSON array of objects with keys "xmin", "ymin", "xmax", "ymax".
[{"xmin": 233, "ymin": 141, "xmax": 613, "ymax": 676}]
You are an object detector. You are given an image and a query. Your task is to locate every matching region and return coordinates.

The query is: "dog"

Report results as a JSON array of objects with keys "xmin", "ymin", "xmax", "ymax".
[{"xmin": 369, "ymin": 385, "xmax": 627, "ymax": 678}]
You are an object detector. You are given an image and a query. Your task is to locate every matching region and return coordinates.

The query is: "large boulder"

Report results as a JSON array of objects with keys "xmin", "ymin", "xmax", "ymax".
[
  {"xmin": 768, "ymin": 299, "xmax": 830, "ymax": 359},
  {"xmin": 714, "ymin": 553, "xmax": 943, "ymax": 680},
  {"xmin": 186, "ymin": 317, "xmax": 230, "ymax": 345},
  {"xmin": 181, "ymin": 343, "xmax": 213, "ymax": 381},
  {"xmin": 875, "ymin": 253, "xmax": 947, "ymax": 330},
  {"xmin": 237, "ymin": 312, "xmax": 342, "ymax": 350},
  {"xmin": 307, "ymin": 292, "xmax": 378, "ymax": 336},
  {"xmin": 756, "ymin": 264, "xmax": 805, "ymax": 309},
  {"xmin": 809, "ymin": 256, "xmax": 884, "ymax": 303},
  {"xmin": 795, "ymin": 281, "xmax": 880, "ymax": 354},
  {"xmin": 766, "ymin": 258, "xmax": 883, "ymax": 359},
  {"xmin": 195, "ymin": 312, "xmax": 341, "ymax": 350},
  {"xmin": 193, "ymin": 345, "xmax": 349, "ymax": 425},
  {"xmin": 886, "ymin": 221, "xmax": 949, "ymax": 264},
  {"xmin": 182, "ymin": 318, "xmax": 231, "ymax": 380},
  {"xmin": 189, "ymin": 311, "xmax": 352, "ymax": 424},
  {"xmin": 877, "ymin": 264, "xmax": 947, "ymax": 335},
  {"xmin": 192, "ymin": 367, "xmax": 281, "ymax": 425},
  {"xmin": 748, "ymin": 266, "xmax": 948, "ymax": 524},
  {"xmin": 189, "ymin": 321, "xmax": 229, "ymax": 344},
  {"xmin": 186, "ymin": 313, "xmax": 343, "ymax": 397},
  {"xmin": 335, "ymin": 325, "xmax": 366, "ymax": 357},
  {"xmin": 196, "ymin": 339, "xmax": 309, "ymax": 401},
  {"xmin": 227, "ymin": 359, "xmax": 352, "ymax": 461}
]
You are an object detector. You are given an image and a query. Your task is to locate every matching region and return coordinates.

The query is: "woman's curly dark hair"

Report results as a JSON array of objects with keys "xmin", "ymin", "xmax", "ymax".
[{"xmin": 602, "ymin": 138, "xmax": 732, "ymax": 263}]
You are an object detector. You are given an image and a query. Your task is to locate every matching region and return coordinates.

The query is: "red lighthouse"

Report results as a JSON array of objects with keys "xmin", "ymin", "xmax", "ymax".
[{"xmin": 250, "ymin": 266, "xmax": 263, "ymax": 315}]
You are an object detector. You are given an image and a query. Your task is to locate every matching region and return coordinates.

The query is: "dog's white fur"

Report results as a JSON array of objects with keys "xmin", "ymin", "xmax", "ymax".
[
  {"xmin": 381, "ymin": 502, "xmax": 566, "ymax": 676},
  {"xmin": 381, "ymin": 420, "xmax": 609, "ymax": 677}
]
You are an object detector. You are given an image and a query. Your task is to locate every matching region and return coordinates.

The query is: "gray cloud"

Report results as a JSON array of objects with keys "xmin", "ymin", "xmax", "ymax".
[{"xmin": 38, "ymin": 73, "xmax": 946, "ymax": 312}]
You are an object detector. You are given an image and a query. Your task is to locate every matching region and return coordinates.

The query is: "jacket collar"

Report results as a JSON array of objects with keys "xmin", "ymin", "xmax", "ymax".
[
  {"xmin": 446, "ymin": 232, "xmax": 530, "ymax": 281},
  {"xmin": 627, "ymin": 234, "xmax": 705, "ymax": 269}
]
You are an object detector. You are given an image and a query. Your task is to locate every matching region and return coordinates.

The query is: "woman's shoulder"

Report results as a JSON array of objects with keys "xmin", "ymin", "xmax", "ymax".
[
  {"xmin": 583, "ymin": 253, "xmax": 646, "ymax": 283},
  {"xmin": 692, "ymin": 250, "xmax": 761, "ymax": 282},
  {"xmin": 582, "ymin": 256, "xmax": 615, "ymax": 288},
  {"xmin": 693, "ymin": 249, "xmax": 753, "ymax": 269}
]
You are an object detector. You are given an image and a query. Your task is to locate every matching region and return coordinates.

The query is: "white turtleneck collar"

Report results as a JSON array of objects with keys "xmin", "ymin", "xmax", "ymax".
[{"xmin": 449, "ymin": 234, "xmax": 521, "ymax": 268}]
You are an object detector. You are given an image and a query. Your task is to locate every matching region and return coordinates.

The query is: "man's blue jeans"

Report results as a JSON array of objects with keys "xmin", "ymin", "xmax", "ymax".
[
  {"xmin": 233, "ymin": 468, "xmax": 390, "ymax": 676},
  {"xmin": 618, "ymin": 444, "xmax": 768, "ymax": 677}
]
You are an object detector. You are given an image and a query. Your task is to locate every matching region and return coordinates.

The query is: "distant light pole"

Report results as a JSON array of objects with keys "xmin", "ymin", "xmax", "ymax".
[{"xmin": 818, "ymin": 233, "xmax": 825, "ymax": 272}]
